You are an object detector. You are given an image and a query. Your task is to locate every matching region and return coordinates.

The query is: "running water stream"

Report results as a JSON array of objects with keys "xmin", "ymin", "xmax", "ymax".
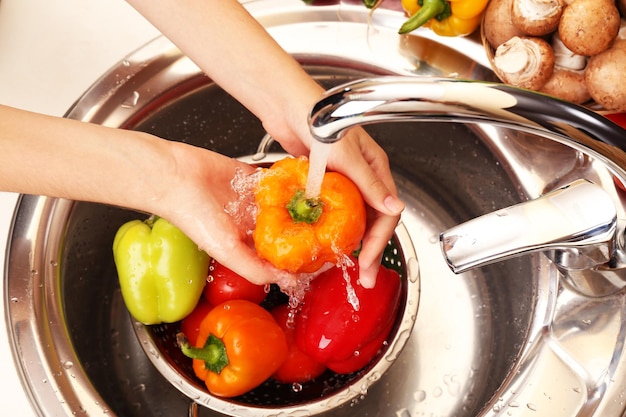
[
  {"xmin": 304, "ymin": 140, "xmax": 332, "ymax": 198},
  {"xmin": 305, "ymin": 140, "xmax": 361, "ymax": 311}
]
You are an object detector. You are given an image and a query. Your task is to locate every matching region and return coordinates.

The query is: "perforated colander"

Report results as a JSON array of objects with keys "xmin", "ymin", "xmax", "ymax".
[{"xmin": 133, "ymin": 151, "xmax": 420, "ymax": 416}]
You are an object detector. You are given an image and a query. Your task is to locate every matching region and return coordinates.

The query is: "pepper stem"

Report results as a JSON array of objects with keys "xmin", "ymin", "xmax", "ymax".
[
  {"xmin": 398, "ymin": 0, "xmax": 450, "ymax": 34},
  {"xmin": 287, "ymin": 189, "xmax": 323, "ymax": 224},
  {"xmin": 177, "ymin": 333, "xmax": 229, "ymax": 374}
]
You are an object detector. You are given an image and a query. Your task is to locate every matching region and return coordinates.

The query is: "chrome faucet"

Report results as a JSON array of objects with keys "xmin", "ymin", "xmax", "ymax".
[
  {"xmin": 309, "ymin": 77, "xmax": 626, "ymax": 294},
  {"xmin": 440, "ymin": 179, "xmax": 617, "ymax": 272}
]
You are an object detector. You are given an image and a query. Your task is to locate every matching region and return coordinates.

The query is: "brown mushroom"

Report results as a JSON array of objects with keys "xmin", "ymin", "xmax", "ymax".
[
  {"xmin": 511, "ymin": 0, "xmax": 565, "ymax": 36},
  {"xmin": 585, "ymin": 40, "xmax": 626, "ymax": 111},
  {"xmin": 540, "ymin": 32, "xmax": 590, "ymax": 104},
  {"xmin": 541, "ymin": 69, "xmax": 591, "ymax": 104},
  {"xmin": 493, "ymin": 36, "xmax": 555, "ymax": 90},
  {"xmin": 558, "ymin": 0, "xmax": 621, "ymax": 57},
  {"xmin": 483, "ymin": 0, "xmax": 526, "ymax": 49}
]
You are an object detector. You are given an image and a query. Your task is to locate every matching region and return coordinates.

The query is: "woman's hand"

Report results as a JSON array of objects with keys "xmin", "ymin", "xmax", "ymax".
[
  {"xmin": 127, "ymin": 0, "xmax": 405, "ymax": 287},
  {"xmin": 325, "ymin": 128, "xmax": 404, "ymax": 288},
  {"xmin": 152, "ymin": 141, "xmax": 296, "ymax": 288}
]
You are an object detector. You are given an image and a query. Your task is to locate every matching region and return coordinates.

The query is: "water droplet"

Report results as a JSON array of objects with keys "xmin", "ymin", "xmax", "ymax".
[
  {"xmin": 367, "ymin": 372, "xmax": 381, "ymax": 383},
  {"xmin": 291, "ymin": 382, "xmax": 303, "ymax": 392},
  {"xmin": 413, "ymin": 390, "xmax": 426, "ymax": 402},
  {"xmin": 62, "ymin": 360, "xmax": 74, "ymax": 369},
  {"xmin": 527, "ymin": 403, "xmax": 537, "ymax": 411},
  {"xmin": 10, "ymin": 297, "xmax": 18, "ymax": 303},
  {"xmin": 121, "ymin": 91, "xmax": 140, "ymax": 108},
  {"xmin": 395, "ymin": 408, "xmax": 411, "ymax": 417}
]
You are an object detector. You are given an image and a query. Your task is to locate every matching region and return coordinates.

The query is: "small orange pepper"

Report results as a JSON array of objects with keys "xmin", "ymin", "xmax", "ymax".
[
  {"xmin": 177, "ymin": 299, "xmax": 288, "ymax": 398},
  {"xmin": 253, "ymin": 156, "xmax": 366, "ymax": 273}
]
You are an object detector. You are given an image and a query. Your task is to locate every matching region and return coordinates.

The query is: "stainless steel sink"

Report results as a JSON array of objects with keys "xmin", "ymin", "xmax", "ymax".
[{"xmin": 5, "ymin": 1, "xmax": 626, "ymax": 416}]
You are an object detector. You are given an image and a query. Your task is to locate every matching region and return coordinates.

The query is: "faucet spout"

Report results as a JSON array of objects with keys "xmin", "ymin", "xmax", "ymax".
[
  {"xmin": 309, "ymin": 77, "xmax": 626, "ymax": 149},
  {"xmin": 440, "ymin": 180, "xmax": 617, "ymax": 274}
]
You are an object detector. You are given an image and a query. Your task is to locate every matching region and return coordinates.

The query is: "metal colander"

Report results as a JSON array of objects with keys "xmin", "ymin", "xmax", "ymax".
[{"xmin": 133, "ymin": 216, "xmax": 420, "ymax": 416}]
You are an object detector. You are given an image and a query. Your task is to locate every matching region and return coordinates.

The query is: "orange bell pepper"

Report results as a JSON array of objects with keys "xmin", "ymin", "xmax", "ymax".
[
  {"xmin": 177, "ymin": 299, "xmax": 288, "ymax": 397},
  {"xmin": 253, "ymin": 156, "xmax": 366, "ymax": 274}
]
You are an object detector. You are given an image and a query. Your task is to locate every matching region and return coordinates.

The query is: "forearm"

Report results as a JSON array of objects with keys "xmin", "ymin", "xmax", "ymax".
[
  {"xmin": 0, "ymin": 104, "xmax": 174, "ymax": 213},
  {"xmin": 126, "ymin": 0, "xmax": 323, "ymax": 150}
]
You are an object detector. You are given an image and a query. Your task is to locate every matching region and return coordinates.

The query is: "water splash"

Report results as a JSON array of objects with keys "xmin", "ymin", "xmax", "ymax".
[
  {"xmin": 224, "ymin": 167, "xmax": 261, "ymax": 235},
  {"xmin": 335, "ymin": 252, "xmax": 360, "ymax": 311}
]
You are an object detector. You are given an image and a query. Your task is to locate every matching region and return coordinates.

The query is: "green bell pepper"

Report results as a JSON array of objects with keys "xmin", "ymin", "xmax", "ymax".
[{"xmin": 113, "ymin": 216, "xmax": 210, "ymax": 325}]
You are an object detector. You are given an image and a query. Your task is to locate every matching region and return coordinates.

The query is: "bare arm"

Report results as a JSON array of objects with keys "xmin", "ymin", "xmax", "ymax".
[
  {"xmin": 0, "ymin": 104, "xmax": 294, "ymax": 286},
  {"xmin": 126, "ymin": 0, "xmax": 319, "ymax": 154},
  {"xmin": 126, "ymin": 0, "xmax": 405, "ymax": 286}
]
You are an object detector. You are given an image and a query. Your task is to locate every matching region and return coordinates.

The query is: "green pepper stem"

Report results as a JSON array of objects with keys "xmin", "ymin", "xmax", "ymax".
[
  {"xmin": 287, "ymin": 189, "xmax": 323, "ymax": 224},
  {"xmin": 177, "ymin": 333, "xmax": 229, "ymax": 374},
  {"xmin": 398, "ymin": 0, "xmax": 450, "ymax": 34}
]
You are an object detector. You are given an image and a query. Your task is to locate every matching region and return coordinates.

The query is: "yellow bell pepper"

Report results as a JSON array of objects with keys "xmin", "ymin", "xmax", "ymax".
[{"xmin": 399, "ymin": 0, "xmax": 488, "ymax": 36}]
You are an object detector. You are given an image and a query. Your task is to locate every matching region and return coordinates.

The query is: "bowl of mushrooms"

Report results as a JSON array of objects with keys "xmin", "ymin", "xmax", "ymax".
[{"xmin": 482, "ymin": 0, "xmax": 626, "ymax": 112}]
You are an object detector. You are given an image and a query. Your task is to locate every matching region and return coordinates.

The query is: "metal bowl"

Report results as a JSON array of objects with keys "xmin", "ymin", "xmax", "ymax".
[{"xmin": 6, "ymin": 1, "xmax": 626, "ymax": 417}]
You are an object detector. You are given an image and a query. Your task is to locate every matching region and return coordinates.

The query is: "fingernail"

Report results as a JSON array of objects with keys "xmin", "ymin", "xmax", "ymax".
[
  {"xmin": 384, "ymin": 195, "xmax": 405, "ymax": 214},
  {"xmin": 358, "ymin": 266, "xmax": 377, "ymax": 289}
]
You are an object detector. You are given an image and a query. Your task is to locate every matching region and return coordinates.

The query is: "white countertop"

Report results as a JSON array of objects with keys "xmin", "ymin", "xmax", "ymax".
[{"xmin": 0, "ymin": 0, "xmax": 159, "ymax": 414}]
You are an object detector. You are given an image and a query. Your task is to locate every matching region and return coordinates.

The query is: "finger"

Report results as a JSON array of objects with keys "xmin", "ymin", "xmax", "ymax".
[
  {"xmin": 213, "ymin": 243, "xmax": 295, "ymax": 287},
  {"xmin": 357, "ymin": 212, "xmax": 401, "ymax": 288},
  {"xmin": 328, "ymin": 132, "xmax": 405, "ymax": 217}
]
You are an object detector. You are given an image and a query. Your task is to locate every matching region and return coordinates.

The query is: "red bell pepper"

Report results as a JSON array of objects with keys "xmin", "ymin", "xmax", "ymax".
[
  {"xmin": 271, "ymin": 304, "xmax": 327, "ymax": 384},
  {"xmin": 203, "ymin": 258, "xmax": 267, "ymax": 306},
  {"xmin": 179, "ymin": 297, "xmax": 213, "ymax": 346},
  {"xmin": 295, "ymin": 256, "xmax": 402, "ymax": 374}
]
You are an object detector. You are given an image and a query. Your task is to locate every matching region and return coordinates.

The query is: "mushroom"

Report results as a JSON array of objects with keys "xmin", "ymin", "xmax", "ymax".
[
  {"xmin": 551, "ymin": 31, "xmax": 586, "ymax": 71},
  {"xmin": 558, "ymin": 0, "xmax": 621, "ymax": 57},
  {"xmin": 511, "ymin": 0, "xmax": 565, "ymax": 36},
  {"xmin": 541, "ymin": 68, "xmax": 591, "ymax": 104},
  {"xmin": 585, "ymin": 39, "xmax": 626, "ymax": 111},
  {"xmin": 493, "ymin": 36, "xmax": 555, "ymax": 90},
  {"xmin": 540, "ymin": 32, "xmax": 590, "ymax": 104},
  {"xmin": 483, "ymin": 0, "xmax": 526, "ymax": 49}
]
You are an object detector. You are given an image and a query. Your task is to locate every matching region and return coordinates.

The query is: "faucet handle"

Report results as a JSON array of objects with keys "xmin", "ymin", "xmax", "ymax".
[{"xmin": 440, "ymin": 179, "xmax": 617, "ymax": 274}]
